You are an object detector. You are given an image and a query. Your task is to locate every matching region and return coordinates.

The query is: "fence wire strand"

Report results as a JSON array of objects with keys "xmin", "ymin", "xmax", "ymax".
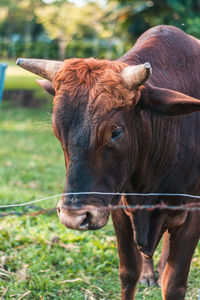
[
  {"xmin": 1, "ymin": 191, "xmax": 200, "ymax": 209},
  {"xmin": 1, "ymin": 192, "xmax": 200, "ymax": 218},
  {"xmin": 0, "ymin": 207, "xmax": 56, "ymax": 218}
]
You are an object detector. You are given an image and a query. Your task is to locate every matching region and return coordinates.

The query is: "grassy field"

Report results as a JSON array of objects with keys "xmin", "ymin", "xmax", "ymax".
[
  {"xmin": 0, "ymin": 63, "xmax": 199, "ymax": 299},
  {"xmin": 3, "ymin": 60, "xmax": 49, "ymax": 101}
]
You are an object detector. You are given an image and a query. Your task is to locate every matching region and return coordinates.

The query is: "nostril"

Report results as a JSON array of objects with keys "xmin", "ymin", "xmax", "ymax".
[
  {"xmin": 79, "ymin": 212, "xmax": 91, "ymax": 230},
  {"xmin": 71, "ymin": 197, "xmax": 75, "ymax": 204},
  {"xmin": 57, "ymin": 206, "xmax": 60, "ymax": 213},
  {"xmin": 63, "ymin": 197, "xmax": 77, "ymax": 207}
]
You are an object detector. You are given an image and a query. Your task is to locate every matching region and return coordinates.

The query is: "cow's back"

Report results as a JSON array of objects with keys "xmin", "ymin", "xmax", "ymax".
[{"xmin": 119, "ymin": 25, "xmax": 200, "ymax": 99}]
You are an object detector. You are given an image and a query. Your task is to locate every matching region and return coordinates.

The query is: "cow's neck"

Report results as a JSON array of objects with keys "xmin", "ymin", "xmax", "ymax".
[{"xmin": 129, "ymin": 109, "xmax": 183, "ymax": 195}]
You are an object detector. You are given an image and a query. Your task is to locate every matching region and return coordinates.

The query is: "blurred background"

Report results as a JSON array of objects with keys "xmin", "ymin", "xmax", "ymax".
[
  {"xmin": 1, "ymin": 0, "xmax": 200, "ymax": 61},
  {"xmin": 1, "ymin": 0, "xmax": 200, "ymax": 105}
]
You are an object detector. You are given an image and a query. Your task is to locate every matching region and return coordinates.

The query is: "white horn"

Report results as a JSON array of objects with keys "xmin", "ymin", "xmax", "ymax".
[
  {"xmin": 16, "ymin": 58, "xmax": 63, "ymax": 81},
  {"xmin": 121, "ymin": 62, "xmax": 152, "ymax": 89}
]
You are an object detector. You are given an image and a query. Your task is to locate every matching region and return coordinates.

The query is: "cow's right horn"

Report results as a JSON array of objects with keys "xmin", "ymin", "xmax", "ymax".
[
  {"xmin": 16, "ymin": 58, "xmax": 63, "ymax": 81},
  {"xmin": 121, "ymin": 62, "xmax": 152, "ymax": 89}
]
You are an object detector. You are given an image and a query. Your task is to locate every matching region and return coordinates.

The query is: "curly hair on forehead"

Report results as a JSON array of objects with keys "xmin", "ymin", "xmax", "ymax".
[{"xmin": 53, "ymin": 58, "xmax": 141, "ymax": 112}]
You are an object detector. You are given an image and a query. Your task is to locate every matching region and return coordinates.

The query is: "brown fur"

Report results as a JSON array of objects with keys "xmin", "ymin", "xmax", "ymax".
[{"xmin": 53, "ymin": 58, "xmax": 140, "ymax": 112}]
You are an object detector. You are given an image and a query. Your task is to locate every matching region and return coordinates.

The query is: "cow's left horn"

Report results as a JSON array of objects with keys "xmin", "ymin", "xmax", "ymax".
[
  {"xmin": 16, "ymin": 58, "xmax": 63, "ymax": 81},
  {"xmin": 121, "ymin": 62, "xmax": 152, "ymax": 89}
]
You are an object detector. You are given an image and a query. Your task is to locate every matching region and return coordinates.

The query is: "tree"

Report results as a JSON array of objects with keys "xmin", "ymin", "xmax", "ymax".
[
  {"xmin": 35, "ymin": 1, "xmax": 105, "ymax": 60},
  {"xmin": 108, "ymin": 0, "xmax": 200, "ymax": 42},
  {"xmin": 0, "ymin": 0, "xmax": 44, "ymax": 39}
]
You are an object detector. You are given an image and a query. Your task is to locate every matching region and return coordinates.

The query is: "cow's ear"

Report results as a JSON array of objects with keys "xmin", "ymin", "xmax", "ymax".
[
  {"xmin": 36, "ymin": 79, "xmax": 55, "ymax": 96},
  {"xmin": 142, "ymin": 84, "xmax": 200, "ymax": 116}
]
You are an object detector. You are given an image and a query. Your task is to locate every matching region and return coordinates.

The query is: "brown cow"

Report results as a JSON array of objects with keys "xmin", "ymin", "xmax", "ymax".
[{"xmin": 17, "ymin": 25, "xmax": 200, "ymax": 299}]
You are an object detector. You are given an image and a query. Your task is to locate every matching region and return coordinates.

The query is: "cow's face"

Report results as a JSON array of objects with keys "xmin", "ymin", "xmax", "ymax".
[
  {"xmin": 54, "ymin": 106, "xmax": 135, "ymax": 230},
  {"xmin": 53, "ymin": 58, "xmax": 145, "ymax": 230}
]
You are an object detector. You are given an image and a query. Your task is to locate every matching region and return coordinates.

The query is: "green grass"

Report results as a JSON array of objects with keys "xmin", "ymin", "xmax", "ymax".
[
  {"xmin": 3, "ymin": 60, "xmax": 49, "ymax": 99},
  {"xmin": 0, "ymin": 66, "xmax": 199, "ymax": 299},
  {"xmin": 4, "ymin": 60, "xmax": 39, "ymax": 90}
]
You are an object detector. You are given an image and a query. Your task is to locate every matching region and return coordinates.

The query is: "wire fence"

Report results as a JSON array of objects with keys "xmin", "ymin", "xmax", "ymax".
[
  {"xmin": 1, "ymin": 192, "xmax": 200, "ymax": 218},
  {"xmin": 1, "ymin": 193, "xmax": 199, "ymax": 298}
]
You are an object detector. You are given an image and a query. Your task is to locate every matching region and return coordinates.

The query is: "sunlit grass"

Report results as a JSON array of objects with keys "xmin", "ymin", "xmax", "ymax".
[
  {"xmin": 4, "ymin": 61, "xmax": 38, "ymax": 90},
  {"xmin": 3, "ymin": 61, "xmax": 49, "ymax": 101}
]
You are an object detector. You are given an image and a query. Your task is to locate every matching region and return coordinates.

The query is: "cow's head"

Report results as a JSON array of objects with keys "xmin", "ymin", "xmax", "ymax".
[{"xmin": 17, "ymin": 57, "xmax": 200, "ymax": 231}]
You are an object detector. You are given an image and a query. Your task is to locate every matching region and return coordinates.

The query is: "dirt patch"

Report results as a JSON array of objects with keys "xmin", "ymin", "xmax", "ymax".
[{"xmin": 3, "ymin": 90, "xmax": 49, "ymax": 108}]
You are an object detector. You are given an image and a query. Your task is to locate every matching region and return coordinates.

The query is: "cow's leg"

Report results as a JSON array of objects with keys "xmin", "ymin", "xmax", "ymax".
[
  {"xmin": 162, "ymin": 216, "xmax": 200, "ymax": 300},
  {"xmin": 157, "ymin": 230, "xmax": 170, "ymax": 287},
  {"xmin": 112, "ymin": 209, "xmax": 142, "ymax": 300},
  {"xmin": 140, "ymin": 256, "xmax": 156, "ymax": 286},
  {"xmin": 140, "ymin": 231, "xmax": 170, "ymax": 287}
]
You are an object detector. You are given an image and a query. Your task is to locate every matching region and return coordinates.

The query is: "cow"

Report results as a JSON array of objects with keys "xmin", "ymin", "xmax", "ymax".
[{"xmin": 17, "ymin": 25, "xmax": 200, "ymax": 299}]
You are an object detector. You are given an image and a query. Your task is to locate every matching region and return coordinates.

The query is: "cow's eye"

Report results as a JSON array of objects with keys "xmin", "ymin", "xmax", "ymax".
[{"xmin": 111, "ymin": 128, "xmax": 123, "ymax": 142}]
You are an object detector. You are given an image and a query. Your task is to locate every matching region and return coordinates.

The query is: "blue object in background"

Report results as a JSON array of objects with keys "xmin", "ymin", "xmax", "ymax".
[{"xmin": 0, "ymin": 63, "xmax": 8, "ymax": 107}]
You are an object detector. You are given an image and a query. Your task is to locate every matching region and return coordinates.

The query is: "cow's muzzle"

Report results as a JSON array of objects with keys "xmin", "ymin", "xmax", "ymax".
[{"xmin": 57, "ymin": 199, "xmax": 110, "ymax": 231}]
